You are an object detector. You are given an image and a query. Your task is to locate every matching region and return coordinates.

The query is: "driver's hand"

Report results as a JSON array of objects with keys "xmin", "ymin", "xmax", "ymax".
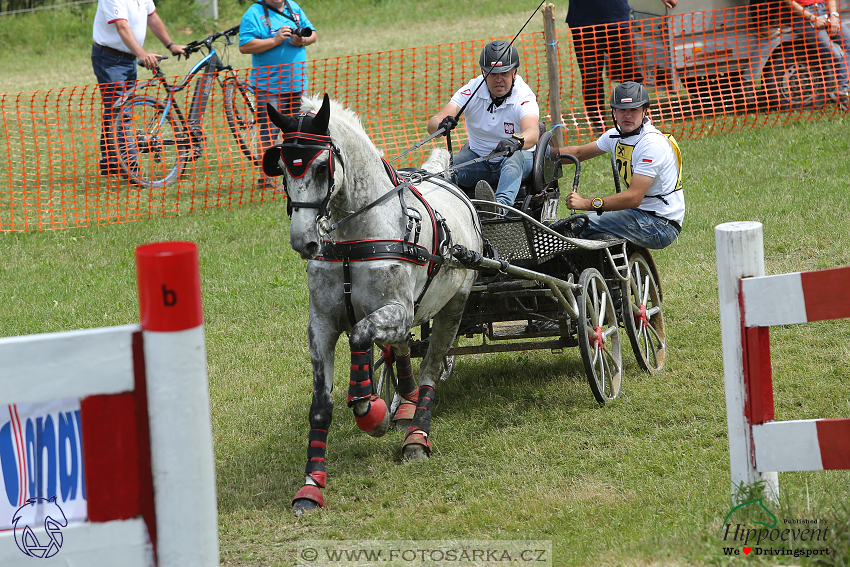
[
  {"xmin": 438, "ymin": 115, "xmax": 457, "ymax": 136},
  {"xmin": 494, "ymin": 134, "xmax": 524, "ymax": 157}
]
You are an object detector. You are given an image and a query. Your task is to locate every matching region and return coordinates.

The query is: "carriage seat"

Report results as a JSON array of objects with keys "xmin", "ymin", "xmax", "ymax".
[{"xmin": 457, "ymin": 122, "xmax": 561, "ymax": 220}]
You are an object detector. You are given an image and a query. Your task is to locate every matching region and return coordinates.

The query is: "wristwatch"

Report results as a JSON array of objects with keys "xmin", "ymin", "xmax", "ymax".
[{"xmin": 591, "ymin": 197, "xmax": 604, "ymax": 215}]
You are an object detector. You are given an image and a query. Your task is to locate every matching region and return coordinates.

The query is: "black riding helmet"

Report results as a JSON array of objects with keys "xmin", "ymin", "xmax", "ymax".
[
  {"xmin": 610, "ymin": 81, "xmax": 651, "ymax": 138},
  {"xmin": 479, "ymin": 40, "xmax": 520, "ymax": 75},
  {"xmin": 610, "ymin": 81, "xmax": 651, "ymax": 109}
]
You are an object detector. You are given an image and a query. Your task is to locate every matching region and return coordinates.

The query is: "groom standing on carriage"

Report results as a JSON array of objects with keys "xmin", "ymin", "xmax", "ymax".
[{"xmin": 426, "ymin": 40, "xmax": 541, "ymax": 211}]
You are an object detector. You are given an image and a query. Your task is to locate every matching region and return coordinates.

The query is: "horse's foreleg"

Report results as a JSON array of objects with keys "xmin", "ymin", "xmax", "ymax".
[
  {"xmin": 293, "ymin": 324, "xmax": 338, "ymax": 514},
  {"xmin": 403, "ymin": 284, "xmax": 470, "ymax": 461},
  {"xmin": 349, "ymin": 303, "xmax": 412, "ymax": 438},
  {"xmin": 389, "ymin": 343, "xmax": 418, "ymax": 429}
]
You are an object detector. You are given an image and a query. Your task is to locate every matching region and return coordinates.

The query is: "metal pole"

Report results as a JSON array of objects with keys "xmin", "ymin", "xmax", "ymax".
[{"xmin": 195, "ymin": 0, "xmax": 218, "ymax": 20}]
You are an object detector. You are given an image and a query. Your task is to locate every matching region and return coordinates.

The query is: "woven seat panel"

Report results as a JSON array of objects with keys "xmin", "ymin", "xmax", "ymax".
[
  {"xmin": 482, "ymin": 219, "xmax": 583, "ymax": 266},
  {"xmin": 527, "ymin": 222, "xmax": 580, "ymax": 263},
  {"xmin": 482, "ymin": 221, "xmax": 533, "ymax": 261}
]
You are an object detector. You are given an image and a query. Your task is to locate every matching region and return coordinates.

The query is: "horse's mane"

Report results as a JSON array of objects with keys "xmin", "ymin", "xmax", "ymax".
[{"xmin": 300, "ymin": 94, "xmax": 373, "ymax": 145}]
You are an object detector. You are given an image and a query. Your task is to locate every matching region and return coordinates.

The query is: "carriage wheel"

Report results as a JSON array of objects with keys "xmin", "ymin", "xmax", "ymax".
[
  {"xmin": 374, "ymin": 350, "xmax": 398, "ymax": 413},
  {"xmin": 578, "ymin": 268, "xmax": 623, "ymax": 404},
  {"xmin": 621, "ymin": 252, "xmax": 667, "ymax": 374}
]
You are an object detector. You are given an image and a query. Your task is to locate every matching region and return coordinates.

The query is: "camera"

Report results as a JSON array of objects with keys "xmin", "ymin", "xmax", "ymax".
[{"xmin": 290, "ymin": 26, "xmax": 313, "ymax": 38}]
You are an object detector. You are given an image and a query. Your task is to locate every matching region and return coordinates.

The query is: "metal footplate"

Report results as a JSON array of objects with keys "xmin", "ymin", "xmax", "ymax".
[{"xmin": 604, "ymin": 241, "xmax": 632, "ymax": 282}]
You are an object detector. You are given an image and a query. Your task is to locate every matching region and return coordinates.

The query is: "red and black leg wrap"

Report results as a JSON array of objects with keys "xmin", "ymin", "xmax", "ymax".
[
  {"xmin": 392, "ymin": 352, "xmax": 419, "ymax": 422},
  {"xmin": 348, "ymin": 350, "xmax": 373, "ymax": 407},
  {"xmin": 304, "ymin": 428, "xmax": 328, "ymax": 487},
  {"xmin": 395, "ymin": 352, "xmax": 416, "ymax": 396},
  {"xmin": 293, "ymin": 428, "xmax": 328, "ymax": 508},
  {"xmin": 406, "ymin": 385, "xmax": 435, "ymax": 435},
  {"xmin": 403, "ymin": 385, "xmax": 435, "ymax": 455}
]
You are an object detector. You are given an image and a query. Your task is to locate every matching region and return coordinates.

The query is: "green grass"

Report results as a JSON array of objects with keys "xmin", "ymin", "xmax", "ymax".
[
  {"xmin": 2, "ymin": 117, "xmax": 849, "ymax": 566},
  {"xmin": 2, "ymin": 2, "xmax": 850, "ymax": 566}
]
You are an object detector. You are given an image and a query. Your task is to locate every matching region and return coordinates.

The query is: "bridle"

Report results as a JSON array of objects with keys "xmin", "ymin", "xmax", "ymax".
[{"xmin": 274, "ymin": 112, "xmax": 344, "ymax": 221}]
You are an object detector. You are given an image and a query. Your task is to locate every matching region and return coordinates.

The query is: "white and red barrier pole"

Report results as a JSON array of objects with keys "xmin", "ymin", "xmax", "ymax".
[
  {"xmin": 715, "ymin": 221, "xmax": 779, "ymax": 502},
  {"xmin": 717, "ymin": 221, "xmax": 850, "ymax": 503},
  {"xmin": 135, "ymin": 242, "xmax": 218, "ymax": 566},
  {"xmin": 0, "ymin": 241, "xmax": 217, "ymax": 566}
]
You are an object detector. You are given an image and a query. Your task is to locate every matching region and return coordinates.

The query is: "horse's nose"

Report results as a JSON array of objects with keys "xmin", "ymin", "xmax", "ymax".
[{"xmin": 298, "ymin": 241, "xmax": 320, "ymax": 260}]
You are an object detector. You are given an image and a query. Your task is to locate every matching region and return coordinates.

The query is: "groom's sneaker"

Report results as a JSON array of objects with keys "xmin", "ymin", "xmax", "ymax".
[{"xmin": 474, "ymin": 180, "xmax": 497, "ymax": 214}]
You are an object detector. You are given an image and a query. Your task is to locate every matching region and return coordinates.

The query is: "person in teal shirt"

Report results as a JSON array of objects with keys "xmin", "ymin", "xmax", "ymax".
[{"xmin": 239, "ymin": 0, "xmax": 317, "ymax": 189}]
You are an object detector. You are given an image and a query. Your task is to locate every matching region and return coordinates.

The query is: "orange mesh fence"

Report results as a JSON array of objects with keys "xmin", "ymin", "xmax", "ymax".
[{"xmin": 2, "ymin": 2, "xmax": 847, "ymax": 231}]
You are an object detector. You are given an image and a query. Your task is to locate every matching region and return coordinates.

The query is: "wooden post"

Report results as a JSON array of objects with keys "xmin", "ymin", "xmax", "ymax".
[
  {"xmin": 543, "ymin": 3, "xmax": 564, "ymax": 147},
  {"xmin": 715, "ymin": 221, "xmax": 780, "ymax": 504}
]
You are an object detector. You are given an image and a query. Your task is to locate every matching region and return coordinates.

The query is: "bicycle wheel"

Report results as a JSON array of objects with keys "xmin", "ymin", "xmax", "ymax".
[
  {"xmin": 112, "ymin": 95, "xmax": 188, "ymax": 188},
  {"xmin": 223, "ymin": 78, "xmax": 261, "ymax": 164},
  {"xmin": 577, "ymin": 267, "xmax": 623, "ymax": 405}
]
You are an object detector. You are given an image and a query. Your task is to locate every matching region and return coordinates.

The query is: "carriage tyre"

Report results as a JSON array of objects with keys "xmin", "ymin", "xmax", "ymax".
[
  {"xmin": 531, "ymin": 128, "xmax": 561, "ymax": 193},
  {"xmin": 577, "ymin": 268, "xmax": 624, "ymax": 404},
  {"xmin": 621, "ymin": 252, "xmax": 667, "ymax": 374},
  {"xmin": 112, "ymin": 95, "xmax": 189, "ymax": 188},
  {"xmin": 222, "ymin": 77, "xmax": 261, "ymax": 165}
]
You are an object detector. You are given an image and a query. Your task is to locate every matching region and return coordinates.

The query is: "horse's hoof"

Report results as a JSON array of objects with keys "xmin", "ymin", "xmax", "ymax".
[
  {"xmin": 293, "ymin": 498, "xmax": 321, "ymax": 515},
  {"xmin": 403, "ymin": 446, "xmax": 429, "ymax": 461},
  {"xmin": 366, "ymin": 410, "xmax": 390, "ymax": 438},
  {"xmin": 292, "ymin": 484, "xmax": 324, "ymax": 512},
  {"xmin": 402, "ymin": 430, "xmax": 432, "ymax": 461},
  {"xmin": 394, "ymin": 419, "xmax": 412, "ymax": 430}
]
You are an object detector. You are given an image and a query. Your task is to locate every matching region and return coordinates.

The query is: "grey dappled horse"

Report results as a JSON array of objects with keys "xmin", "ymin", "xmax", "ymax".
[{"xmin": 263, "ymin": 94, "xmax": 483, "ymax": 513}]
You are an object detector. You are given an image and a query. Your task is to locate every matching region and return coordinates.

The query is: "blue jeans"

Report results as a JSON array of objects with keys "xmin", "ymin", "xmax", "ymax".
[
  {"xmin": 789, "ymin": 3, "xmax": 850, "ymax": 92},
  {"xmin": 583, "ymin": 208, "xmax": 680, "ymax": 249},
  {"xmin": 453, "ymin": 144, "xmax": 533, "ymax": 207},
  {"xmin": 255, "ymin": 89, "xmax": 303, "ymax": 149},
  {"xmin": 91, "ymin": 45, "xmax": 137, "ymax": 168}
]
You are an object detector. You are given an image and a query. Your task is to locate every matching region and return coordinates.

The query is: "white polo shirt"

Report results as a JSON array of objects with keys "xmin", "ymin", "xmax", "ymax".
[
  {"xmin": 93, "ymin": 0, "xmax": 156, "ymax": 54},
  {"xmin": 596, "ymin": 122, "xmax": 685, "ymax": 224},
  {"xmin": 450, "ymin": 75, "xmax": 539, "ymax": 159}
]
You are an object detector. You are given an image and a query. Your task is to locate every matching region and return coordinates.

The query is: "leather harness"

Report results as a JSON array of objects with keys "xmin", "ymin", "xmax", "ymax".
[{"xmin": 276, "ymin": 124, "xmax": 453, "ymax": 328}]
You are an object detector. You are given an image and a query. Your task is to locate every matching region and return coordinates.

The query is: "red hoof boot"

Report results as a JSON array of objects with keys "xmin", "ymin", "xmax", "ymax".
[
  {"xmin": 392, "ymin": 401, "xmax": 416, "ymax": 423},
  {"xmin": 354, "ymin": 395, "xmax": 390, "ymax": 438},
  {"xmin": 402, "ymin": 429, "xmax": 432, "ymax": 461},
  {"xmin": 292, "ymin": 484, "xmax": 324, "ymax": 513}
]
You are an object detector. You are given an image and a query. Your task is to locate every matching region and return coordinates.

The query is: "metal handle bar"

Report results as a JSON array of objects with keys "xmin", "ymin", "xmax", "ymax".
[{"xmin": 184, "ymin": 24, "xmax": 240, "ymax": 55}]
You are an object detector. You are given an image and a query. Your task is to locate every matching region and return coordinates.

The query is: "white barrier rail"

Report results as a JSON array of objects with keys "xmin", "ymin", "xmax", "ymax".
[
  {"xmin": 716, "ymin": 221, "xmax": 850, "ymax": 502},
  {"xmin": 0, "ymin": 241, "xmax": 218, "ymax": 566}
]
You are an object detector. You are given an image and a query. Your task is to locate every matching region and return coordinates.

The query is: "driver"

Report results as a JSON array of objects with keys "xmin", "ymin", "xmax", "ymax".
[
  {"xmin": 426, "ymin": 40, "xmax": 540, "ymax": 210},
  {"xmin": 554, "ymin": 81, "xmax": 685, "ymax": 249}
]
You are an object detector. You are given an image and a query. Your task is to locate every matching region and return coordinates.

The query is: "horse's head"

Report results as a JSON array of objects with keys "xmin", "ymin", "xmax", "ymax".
[{"xmin": 263, "ymin": 94, "xmax": 342, "ymax": 259}]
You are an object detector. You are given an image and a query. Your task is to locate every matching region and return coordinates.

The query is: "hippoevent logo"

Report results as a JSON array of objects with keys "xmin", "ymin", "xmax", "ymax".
[
  {"xmin": 719, "ymin": 497, "xmax": 832, "ymax": 559},
  {"xmin": 12, "ymin": 496, "xmax": 67, "ymax": 558},
  {"xmin": 1, "ymin": 400, "xmax": 87, "ymax": 533}
]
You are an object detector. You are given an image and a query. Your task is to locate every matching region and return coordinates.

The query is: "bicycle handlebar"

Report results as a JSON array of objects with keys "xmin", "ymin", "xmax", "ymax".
[{"xmin": 183, "ymin": 25, "xmax": 241, "ymax": 56}]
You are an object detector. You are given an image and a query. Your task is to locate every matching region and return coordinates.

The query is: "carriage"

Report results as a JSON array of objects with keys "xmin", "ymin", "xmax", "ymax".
[
  {"xmin": 374, "ymin": 126, "xmax": 667, "ymax": 407},
  {"xmin": 264, "ymin": 94, "xmax": 668, "ymax": 511}
]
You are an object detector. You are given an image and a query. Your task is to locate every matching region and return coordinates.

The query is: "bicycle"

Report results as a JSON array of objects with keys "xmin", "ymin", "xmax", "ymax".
[{"xmin": 110, "ymin": 25, "xmax": 261, "ymax": 188}]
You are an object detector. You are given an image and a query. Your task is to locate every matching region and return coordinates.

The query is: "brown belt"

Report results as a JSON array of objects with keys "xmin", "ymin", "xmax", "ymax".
[{"xmin": 93, "ymin": 42, "xmax": 135, "ymax": 60}]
